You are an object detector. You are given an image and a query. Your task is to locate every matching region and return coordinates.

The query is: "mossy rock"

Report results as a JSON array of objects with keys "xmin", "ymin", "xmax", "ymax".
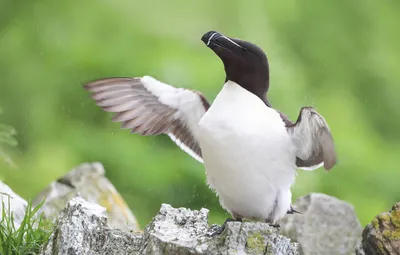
[
  {"xmin": 359, "ymin": 202, "xmax": 400, "ymax": 254},
  {"xmin": 246, "ymin": 232, "xmax": 265, "ymax": 254}
]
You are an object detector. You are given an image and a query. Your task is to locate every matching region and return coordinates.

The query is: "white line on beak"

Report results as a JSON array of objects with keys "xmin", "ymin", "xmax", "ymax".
[
  {"xmin": 207, "ymin": 32, "xmax": 218, "ymax": 46},
  {"xmin": 220, "ymin": 36, "xmax": 243, "ymax": 49}
]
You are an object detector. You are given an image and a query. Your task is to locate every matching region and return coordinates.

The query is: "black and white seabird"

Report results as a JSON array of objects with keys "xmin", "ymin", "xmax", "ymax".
[{"xmin": 83, "ymin": 31, "xmax": 336, "ymax": 226}]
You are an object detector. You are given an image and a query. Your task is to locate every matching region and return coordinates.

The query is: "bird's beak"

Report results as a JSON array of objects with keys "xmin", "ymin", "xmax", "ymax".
[{"xmin": 201, "ymin": 31, "xmax": 244, "ymax": 52}]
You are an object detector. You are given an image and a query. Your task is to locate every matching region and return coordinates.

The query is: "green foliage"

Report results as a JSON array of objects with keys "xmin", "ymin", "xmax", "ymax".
[
  {"xmin": 0, "ymin": 106, "xmax": 18, "ymax": 168},
  {"xmin": 0, "ymin": 107, "xmax": 17, "ymax": 147},
  {"xmin": 0, "ymin": 197, "xmax": 52, "ymax": 255},
  {"xmin": 0, "ymin": 0, "xmax": 399, "ymax": 228}
]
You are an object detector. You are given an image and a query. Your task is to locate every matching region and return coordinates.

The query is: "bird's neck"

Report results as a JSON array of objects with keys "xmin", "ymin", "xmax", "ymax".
[{"xmin": 225, "ymin": 73, "xmax": 268, "ymax": 104}]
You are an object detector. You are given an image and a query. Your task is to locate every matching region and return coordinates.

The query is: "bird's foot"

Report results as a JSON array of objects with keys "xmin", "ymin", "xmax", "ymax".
[
  {"xmin": 208, "ymin": 218, "xmax": 242, "ymax": 237},
  {"xmin": 267, "ymin": 222, "xmax": 280, "ymax": 228},
  {"xmin": 286, "ymin": 206, "xmax": 301, "ymax": 214},
  {"xmin": 265, "ymin": 218, "xmax": 280, "ymax": 228}
]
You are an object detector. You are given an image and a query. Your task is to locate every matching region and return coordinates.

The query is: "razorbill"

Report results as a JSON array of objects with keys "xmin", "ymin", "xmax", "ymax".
[{"xmin": 83, "ymin": 31, "xmax": 336, "ymax": 228}]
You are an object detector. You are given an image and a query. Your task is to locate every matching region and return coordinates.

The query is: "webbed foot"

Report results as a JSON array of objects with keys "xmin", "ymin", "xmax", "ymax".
[
  {"xmin": 287, "ymin": 206, "xmax": 301, "ymax": 214},
  {"xmin": 265, "ymin": 218, "xmax": 280, "ymax": 228},
  {"xmin": 267, "ymin": 222, "xmax": 280, "ymax": 228},
  {"xmin": 209, "ymin": 218, "xmax": 242, "ymax": 237}
]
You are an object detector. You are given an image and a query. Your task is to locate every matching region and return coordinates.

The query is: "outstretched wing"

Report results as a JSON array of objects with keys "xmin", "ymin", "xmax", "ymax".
[
  {"xmin": 286, "ymin": 107, "xmax": 336, "ymax": 171},
  {"xmin": 83, "ymin": 76, "xmax": 210, "ymax": 163}
]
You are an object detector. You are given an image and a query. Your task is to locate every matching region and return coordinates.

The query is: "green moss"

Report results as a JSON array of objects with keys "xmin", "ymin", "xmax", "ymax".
[
  {"xmin": 246, "ymin": 232, "xmax": 265, "ymax": 254},
  {"xmin": 390, "ymin": 207, "xmax": 400, "ymax": 228},
  {"xmin": 377, "ymin": 242, "xmax": 384, "ymax": 253},
  {"xmin": 382, "ymin": 229, "xmax": 400, "ymax": 240},
  {"xmin": 379, "ymin": 213, "xmax": 391, "ymax": 222},
  {"xmin": 373, "ymin": 206, "xmax": 400, "ymax": 241},
  {"xmin": 372, "ymin": 217, "xmax": 380, "ymax": 231}
]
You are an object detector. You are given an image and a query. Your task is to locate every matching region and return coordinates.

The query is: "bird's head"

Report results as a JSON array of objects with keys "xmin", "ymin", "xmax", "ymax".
[{"xmin": 201, "ymin": 31, "xmax": 270, "ymax": 105}]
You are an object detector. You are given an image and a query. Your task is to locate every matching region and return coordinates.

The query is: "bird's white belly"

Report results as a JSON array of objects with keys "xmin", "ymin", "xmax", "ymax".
[{"xmin": 197, "ymin": 81, "xmax": 296, "ymax": 222}]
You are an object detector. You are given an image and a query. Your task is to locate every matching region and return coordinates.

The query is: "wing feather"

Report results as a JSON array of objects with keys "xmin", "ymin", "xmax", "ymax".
[
  {"xmin": 287, "ymin": 107, "xmax": 336, "ymax": 171},
  {"xmin": 84, "ymin": 76, "xmax": 209, "ymax": 163}
]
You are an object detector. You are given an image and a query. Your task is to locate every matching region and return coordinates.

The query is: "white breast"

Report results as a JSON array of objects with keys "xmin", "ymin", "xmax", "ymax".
[{"xmin": 197, "ymin": 81, "xmax": 296, "ymax": 222}]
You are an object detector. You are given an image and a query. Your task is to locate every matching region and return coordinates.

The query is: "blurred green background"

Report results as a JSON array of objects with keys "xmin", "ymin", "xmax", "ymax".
[{"xmin": 1, "ymin": 0, "xmax": 399, "ymax": 228}]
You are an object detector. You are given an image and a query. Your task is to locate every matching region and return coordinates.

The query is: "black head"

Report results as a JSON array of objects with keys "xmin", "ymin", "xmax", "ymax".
[{"xmin": 201, "ymin": 31, "xmax": 271, "ymax": 106}]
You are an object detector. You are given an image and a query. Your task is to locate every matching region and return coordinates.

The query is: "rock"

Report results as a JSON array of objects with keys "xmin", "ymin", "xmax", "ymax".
[
  {"xmin": 42, "ymin": 196, "xmax": 143, "ymax": 255},
  {"xmin": 0, "ymin": 180, "xmax": 27, "ymax": 228},
  {"xmin": 356, "ymin": 202, "xmax": 400, "ymax": 255},
  {"xmin": 355, "ymin": 245, "xmax": 366, "ymax": 255},
  {"xmin": 33, "ymin": 162, "xmax": 139, "ymax": 231},
  {"xmin": 43, "ymin": 197, "xmax": 299, "ymax": 255},
  {"xmin": 141, "ymin": 204, "xmax": 299, "ymax": 255},
  {"xmin": 279, "ymin": 193, "xmax": 362, "ymax": 255}
]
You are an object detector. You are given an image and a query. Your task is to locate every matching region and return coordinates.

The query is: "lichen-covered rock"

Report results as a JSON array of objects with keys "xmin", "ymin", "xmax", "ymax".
[
  {"xmin": 207, "ymin": 220, "xmax": 298, "ymax": 255},
  {"xmin": 356, "ymin": 202, "xmax": 400, "ymax": 255},
  {"xmin": 141, "ymin": 204, "xmax": 299, "ymax": 255},
  {"xmin": 140, "ymin": 204, "xmax": 211, "ymax": 254},
  {"xmin": 33, "ymin": 162, "xmax": 139, "ymax": 231},
  {"xmin": 43, "ymin": 197, "xmax": 299, "ymax": 255},
  {"xmin": 0, "ymin": 180, "xmax": 27, "ymax": 229},
  {"xmin": 279, "ymin": 193, "xmax": 362, "ymax": 255},
  {"xmin": 41, "ymin": 196, "xmax": 143, "ymax": 255}
]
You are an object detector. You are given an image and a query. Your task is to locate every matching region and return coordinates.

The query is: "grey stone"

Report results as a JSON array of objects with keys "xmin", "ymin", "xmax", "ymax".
[
  {"xmin": 33, "ymin": 162, "xmax": 139, "ymax": 231},
  {"xmin": 0, "ymin": 180, "xmax": 27, "ymax": 229},
  {"xmin": 141, "ymin": 204, "xmax": 299, "ymax": 255},
  {"xmin": 279, "ymin": 193, "xmax": 362, "ymax": 255},
  {"xmin": 43, "ymin": 197, "xmax": 299, "ymax": 255},
  {"xmin": 41, "ymin": 196, "xmax": 143, "ymax": 255},
  {"xmin": 356, "ymin": 202, "xmax": 400, "ymax": 255}
]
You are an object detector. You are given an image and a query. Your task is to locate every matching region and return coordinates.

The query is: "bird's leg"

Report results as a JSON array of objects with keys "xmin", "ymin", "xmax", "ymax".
[
  {"xmin": 265, "ymin": 218, "xmax": 280, "ymax": 228},
  {"xmin": 286, "ymin": 206, "xmax": 301, "ymax": 214},
  {"xmin": 267, "ymin": 222, "xmax": 280, "ymax": 228},
  {"xmin": 210, "ymin": 218, "xmax": 242, "ymax": 237}
]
